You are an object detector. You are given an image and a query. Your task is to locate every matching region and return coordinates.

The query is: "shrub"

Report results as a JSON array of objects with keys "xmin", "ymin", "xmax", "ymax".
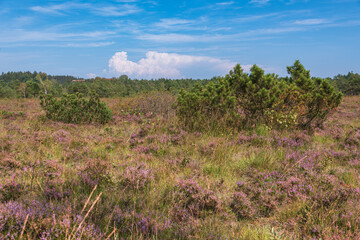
[
  {"xmin": 40, "ymin": 92, "xmax": 112, "ymax": 124},
  {"xmin": 176, "ymin": 79, "xmax": 237, "ymax": 130},
  {"xmin": 176, "ymin": 61, "xmax": 342, "ymax": 131},
  {"xmin": 285, "ymin": 60, "xmax": 343, "ymax": 128}
]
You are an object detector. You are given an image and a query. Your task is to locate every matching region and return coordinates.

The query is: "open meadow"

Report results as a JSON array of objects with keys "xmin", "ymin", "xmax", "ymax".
[{"xmin": 0, "ymin": 95, "xmax": 360, "ymax": 239}]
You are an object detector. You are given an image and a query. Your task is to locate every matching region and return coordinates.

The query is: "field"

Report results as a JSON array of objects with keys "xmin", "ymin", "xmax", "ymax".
[{"xmin": 1, "ymin": 95, "xmax": 360, "ymax": 239}]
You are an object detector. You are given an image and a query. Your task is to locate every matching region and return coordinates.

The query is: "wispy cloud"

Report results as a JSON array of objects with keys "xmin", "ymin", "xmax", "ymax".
[
  {"xmin": 0, "ymin": 29, "xmax": 116, "ymax": 43},
  {"xmin": 232, "ymin": 12, "xmax": 280, "ymax": 23},
  {"xmin": 0, "ymin": 41, "xmax": 115, "ymax": 48},
  {"xmin": 115, "ymin": 0, "xmax": 138, "ymax": 2},
  {"xmin": 249, "ymin": 0, "xmax": 270, "ymax": 5},
  {"xmin": 64, "ymin": 42, "xmax": 115, "ymax": 47},
  {"xmin": 30, "ymin": 2, "xmax": 141, "ymax": 16},
  {"xmin": 137, "ymin": 33, "xmax": 223, "ymax": 43},
  {"xmin": 30, "ymin": 2, "xmax": 88, "ymax": 15},
  {"xmin": 216, "ymin": 1, "xmax": 235, "ymax": 5},
  {"xmin": 93, "ymin": 5, "xmax": 141, "ymax": 16},
  {"xmin": 154, "ymin": 18, "xmax": 195, "ymax": 29},
  {"xmin": 294, "ymin": 18, "xmax": 330, "ymax": 25}
]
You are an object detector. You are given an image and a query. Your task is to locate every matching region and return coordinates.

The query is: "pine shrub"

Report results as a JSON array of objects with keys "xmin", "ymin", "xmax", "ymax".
[
  {"xmin": 40, "ymin": 92, "xmax": 112, "ymax": 124},
  {"xmin": 176, "ymin": 60, "xmax": 342, "ymax": 131}
]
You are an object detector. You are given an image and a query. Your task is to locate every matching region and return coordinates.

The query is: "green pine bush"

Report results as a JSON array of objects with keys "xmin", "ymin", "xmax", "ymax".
[
  {"xmin": 40, "ymin": 92, "xmax": 112, "ymax": 124},
  {"xmin": 176, "ymin": 60, "xmax": 342, "ymax": 131}
]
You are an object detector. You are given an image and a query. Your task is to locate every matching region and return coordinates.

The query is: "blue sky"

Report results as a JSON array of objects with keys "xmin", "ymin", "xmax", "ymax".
[{"xmin": 0, "ymin": 0, "xmax": 359, "ymax": 79}]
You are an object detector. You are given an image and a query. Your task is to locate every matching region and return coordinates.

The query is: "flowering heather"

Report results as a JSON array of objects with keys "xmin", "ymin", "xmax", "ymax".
[
  {"xmin": 0, "ymin": 200, "xmax": 104, "ymax": 239},
  {"xmin": 0, "ymin": 176, "xmax": 23, "ymax": 202},
  {"xmin": 200, "ymin": 142, "xmax": 217, "ymax": 155},
  {"xmin": 0, "ymin": 96, "xmax": 359, "ymax": 239},
  {"xmin": 78, "ymin": 158, "xmax": 111, "ymax": 187},
  {"xmin": 51, "ymin": 129, "xmax": 72, "ymax": 145},
  {"xmin": 121, "ymin": 163, "xmax": 154, "ymax": 190},
  {"xmin": 171, "ymin": 179, "xmax": 221, "ymax": 218}
]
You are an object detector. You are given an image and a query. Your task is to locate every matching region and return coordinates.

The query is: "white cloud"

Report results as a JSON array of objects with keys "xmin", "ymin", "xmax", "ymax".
[{"xmin": 108, "ymin": 51, "xmax": 238, "ymax": 79}]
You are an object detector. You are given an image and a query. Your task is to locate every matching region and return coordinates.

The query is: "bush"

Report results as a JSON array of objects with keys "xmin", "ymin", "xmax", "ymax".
[
  {"xmin": 285, "ymin": 60, "xmax": 343, "ymax": 128},
  {"xmin": 176, "ymin": 79, "xmax": 238, "ymax": 130},
  {"xmin": 176, "ymin": 61, "xmax": 342, "ymax": 131},
  {"xmin": 40, "ymin": 92, "xmax": 112, "ymax": 124}
]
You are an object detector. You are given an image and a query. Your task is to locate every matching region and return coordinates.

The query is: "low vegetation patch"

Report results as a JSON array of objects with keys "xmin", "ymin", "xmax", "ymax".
[{"xmin": 40, "ymin": 92, "xmax": 112, "ymax": 124}]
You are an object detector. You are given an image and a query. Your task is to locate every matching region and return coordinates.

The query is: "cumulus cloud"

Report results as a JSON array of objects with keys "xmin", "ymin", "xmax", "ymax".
[
  {"xmin": 87, "ymin": 73, "xmax": 97, "ymax": 79},
  {"xmin": 108, "ymin": 51, "xmax": 238, "ymax": 79}
]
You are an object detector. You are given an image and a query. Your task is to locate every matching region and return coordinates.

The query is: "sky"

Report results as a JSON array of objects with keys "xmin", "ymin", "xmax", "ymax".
[{"xmin": 0, "ymin": 0, "xmax": 360, "ymax": 79}]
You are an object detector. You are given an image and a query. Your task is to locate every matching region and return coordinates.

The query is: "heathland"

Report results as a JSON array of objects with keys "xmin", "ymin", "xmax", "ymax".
[{"xmin": 1, "ymin": 62, "xmax": 360, "ymax": 239}]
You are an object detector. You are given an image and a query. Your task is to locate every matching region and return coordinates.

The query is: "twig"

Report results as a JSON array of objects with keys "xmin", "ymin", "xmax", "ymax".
[
  {"xmin": 80, "ymin": 185, "xmax": 97, "ymax": 215},
  {"xmin": 106, "ymin": 228, "xmax": 116, "ymax": 240},
  {"xmin": 20, "ymin": 214, "xmax": 29, "ymax": 239},
  {"xmin": 71, "ymin": 192, "xmax": 102, "ymax": 240}
]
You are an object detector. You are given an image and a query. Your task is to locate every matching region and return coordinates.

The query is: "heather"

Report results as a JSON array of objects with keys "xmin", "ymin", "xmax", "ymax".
[{"xmin": 0, "ymin": 94, "xmax": 359, "ymax": 239}]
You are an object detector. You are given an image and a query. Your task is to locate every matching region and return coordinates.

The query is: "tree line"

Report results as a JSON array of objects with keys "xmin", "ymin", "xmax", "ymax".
[
  {"xmin": 0, "ymin": 71, "xmax": 213, "ymax": 98},
  {"xmin": 0, "ymin": 70, "xmax": 359, "ymax": 99}
]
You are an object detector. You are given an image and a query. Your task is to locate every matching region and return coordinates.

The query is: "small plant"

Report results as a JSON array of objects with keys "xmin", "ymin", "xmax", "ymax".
[
  {"xmin": 0, "ymin": 110, "xmax": 25, "ymax": 119},
  {"xmin": 171, "ymin": 179, "xmax": 221, "ymax": 218},
  {"xmin": 121, "ymin": 163, "xmax": 154, "ymax": 190},
  {"xmin": 40, "ymin": 92, "xmax": 112, "ymax": 124}
]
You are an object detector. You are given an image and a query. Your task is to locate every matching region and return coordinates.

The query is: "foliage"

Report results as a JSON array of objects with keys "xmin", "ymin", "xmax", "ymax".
[
  {"xmin": 176, "ymin": 60, "xmax": 343, "ymax": 130},
  {"xmin": 331, "ymin": 72, "xmax": 360, "ymax": 96},
  {"xmin": 176, "ymin": 79, "xmax": 237, "ymax": 130},
  {"xmin": 0, "ymin": 71, "xmax": 213, "ymax": 98},
  {"xmin": 40, "ymin": 92, "xmax": 112, "ymax": 124},
  {"xmin": 0, "ymin": 110, "xmax": 25, "ymax": 119},
  {"xmin": 285, "ymin": 60, "xmax": 343, "ymax": 128}
]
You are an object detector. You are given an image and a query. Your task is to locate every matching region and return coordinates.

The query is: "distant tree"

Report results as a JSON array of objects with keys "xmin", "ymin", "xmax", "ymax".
[
  {"xmin": 26, "ymin": 80, "xmax": 41, "ymax": 97},
  {"xmin": 19, "ymin": 82, "xmax": 27, "ymax": 98},
  {"xmin": 331, "ymin": 72, "xmax": 360, "ymax": 95}
]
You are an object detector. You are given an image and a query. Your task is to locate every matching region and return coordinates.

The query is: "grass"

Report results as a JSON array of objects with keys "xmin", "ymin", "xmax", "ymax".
[{"xmin": 0, "ymin": 95, "xmax": 359, "ymax": 239}]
